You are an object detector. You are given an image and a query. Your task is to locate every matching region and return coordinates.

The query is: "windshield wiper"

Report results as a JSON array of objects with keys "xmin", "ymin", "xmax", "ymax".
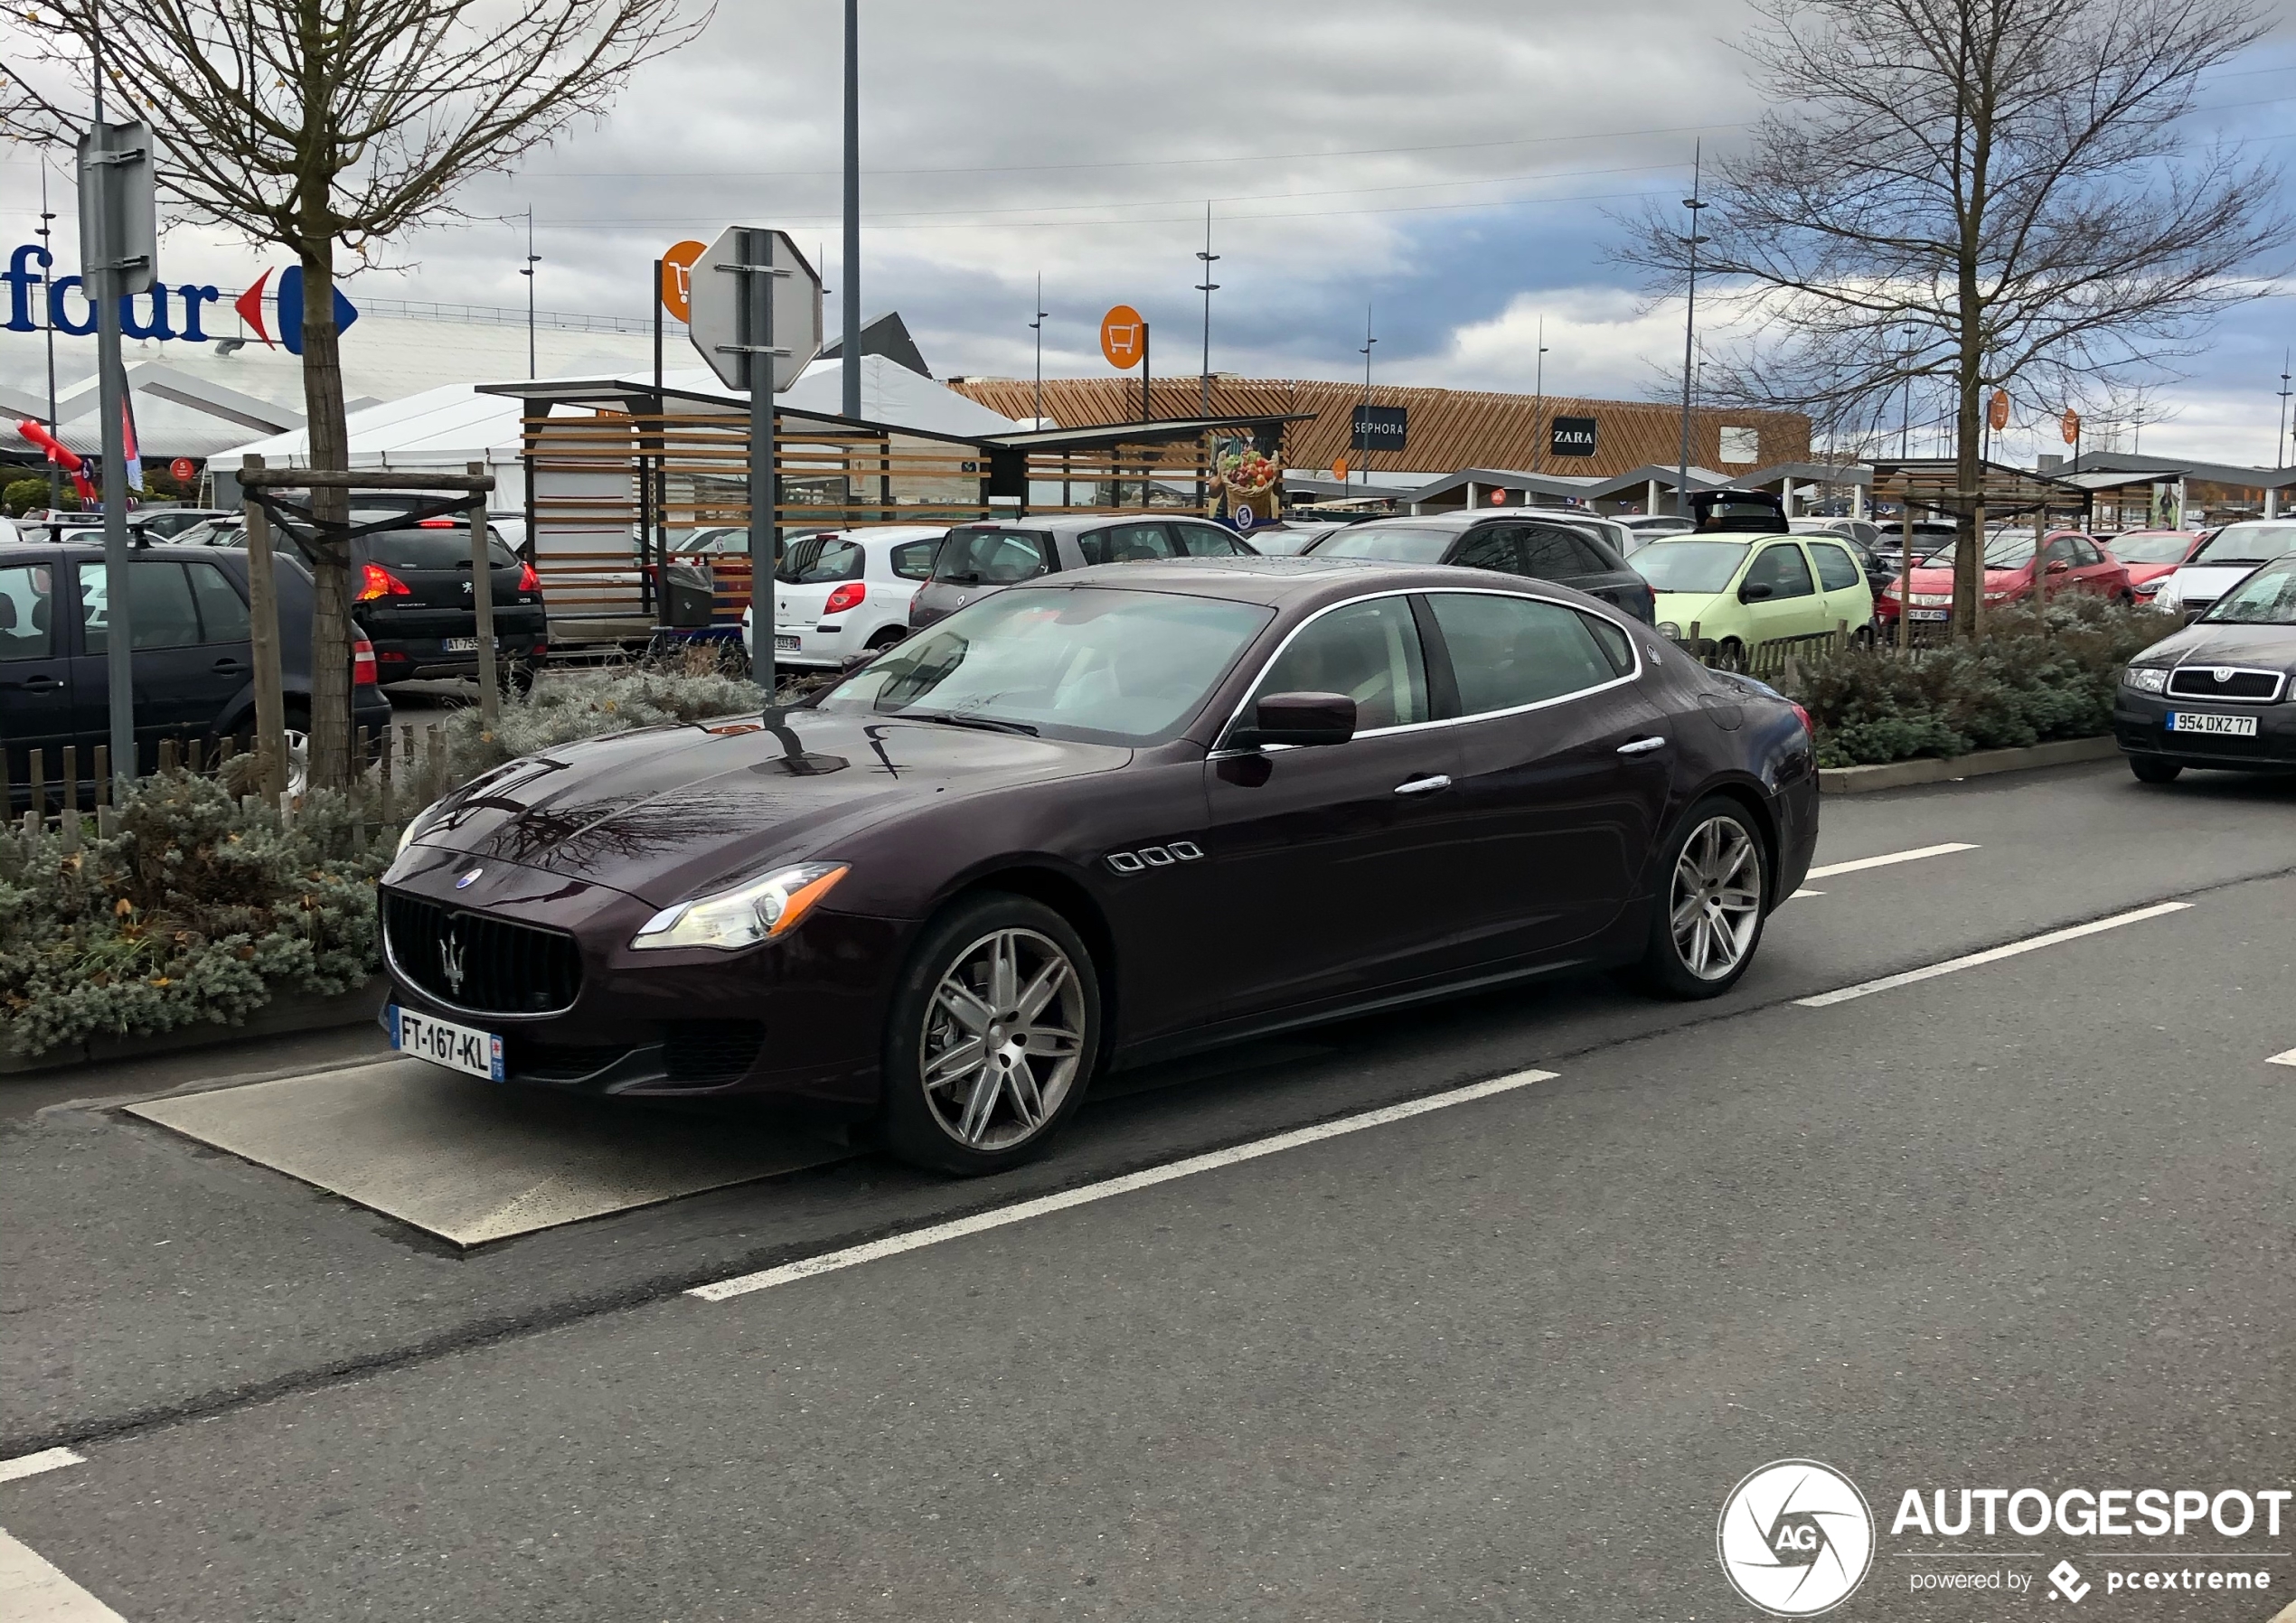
[{"xmin": 907, "ymin": 709, "xmax": 1039, "ymax": 736}]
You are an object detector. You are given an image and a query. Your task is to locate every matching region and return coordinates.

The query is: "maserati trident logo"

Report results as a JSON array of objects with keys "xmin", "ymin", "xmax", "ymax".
[
  {"xmin": 440, "ymin": 927, "xmax": 468, "ymax": 996},
  {"xmin": 455, "ymin": 867, "xmax": 483, "ymax": 889}
]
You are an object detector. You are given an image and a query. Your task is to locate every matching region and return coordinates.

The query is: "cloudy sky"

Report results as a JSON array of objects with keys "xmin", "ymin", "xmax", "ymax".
[{"xmin": 3, "ymin": 0, "xmax": 2292, "ymax": 464}]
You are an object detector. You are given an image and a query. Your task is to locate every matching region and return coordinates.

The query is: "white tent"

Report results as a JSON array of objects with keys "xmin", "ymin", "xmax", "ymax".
[
  {"xmin": 210, "ymin": 382, "xmax": 531, "ymax": 505},
  {"xmin": 780, "ymin": 354, "xmax": 1020, "ymax": 437}
]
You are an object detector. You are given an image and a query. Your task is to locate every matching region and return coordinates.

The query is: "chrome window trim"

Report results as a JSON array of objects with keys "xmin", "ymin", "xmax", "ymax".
[{"xmin": 1209, "ymin": 585, "xmax": 1644, "ymax": 756}]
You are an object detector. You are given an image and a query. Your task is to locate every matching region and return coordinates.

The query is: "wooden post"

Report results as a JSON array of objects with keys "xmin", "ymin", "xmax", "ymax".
[
  {"xmin": 469, "ymin": 462, "xmax": 501, "ymax": 728},
  {"xmin": 1898, "ymin": 502, "xmax": 1914, "ymax": 655},
  {"xmin": 160, "ymin": 738, "xmax": 179, "ymax": 774},
  {"xmin": 61, "ymin": 746, "xmax": 76, "ymax": 820},
  {"xmin": 29, "ymin": 749, "xmax": 44, "ymax": 820},
  {"xmin": 242, "ymin": 455, "xmax": 290, "ymax": 802},
  {"xmin": 93, "ymin": 746, "xmax": 108, "ymax": 804},
  {"xmin": 379, "ymin": 726, "xmax": 394, "ymax": 824}
]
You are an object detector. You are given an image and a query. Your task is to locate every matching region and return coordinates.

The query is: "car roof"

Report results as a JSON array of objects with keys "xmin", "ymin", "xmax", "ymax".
[
  {"xmin": 985, "ymin": 554, "xmax": 1591, "ymax": 609},
  {"xmin": 956, "ymin": 513, "xmax": 1227, "ymax": 536},
  {"xmin": 0, "ymin": 538, "xmax": 243, "ymax": 561}
]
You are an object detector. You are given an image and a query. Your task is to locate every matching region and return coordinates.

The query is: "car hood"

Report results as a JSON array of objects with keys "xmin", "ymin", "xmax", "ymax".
[
  {"xmin": 1906, "ymin": 565, "xmax": 2029, "ymax": 591},
  {"xmin": 2162, "ymin": 563, "xmax": 2267, "ymax": 597},
  {"xmin": 393, "ymin": 708, "xmax": 1132, "ymax": 907},
  {"xmin": 1648, "ymin": 589, "xmax": 1730, "ymax": 625},
  {"xmin": 2133, "ymin": 622, "xmax": 2296, "ymax": 671}
]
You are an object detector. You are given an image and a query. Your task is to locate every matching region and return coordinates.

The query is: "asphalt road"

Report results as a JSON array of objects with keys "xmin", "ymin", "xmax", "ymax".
[{"xmin": 2, "ymin": 758, "xmax": 2291, "ymax": 1620}]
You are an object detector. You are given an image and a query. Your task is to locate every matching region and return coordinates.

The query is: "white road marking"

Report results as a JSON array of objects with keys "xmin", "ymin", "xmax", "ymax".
[
  {"xmin": 0, "ymin": 1526, "xmax": 127, "ymax": 1621},
  {"xmin": 1791, "ymin": 888, "xmax": 1824, "ymax": 898},
  {"xmin": 692, "ymin": 1066, "xmax": 1561, "ymax": 1302},
  {"xmin": 1795, "ymin": 903, "xmax": 2193, "ymax": 1009},
  {"xmin": 2268, "ymin": 1047, "xmax": 2296, "ymax": 1069},
  {"xmin": 1804, "ymin": 841, "xmax": 1979, "ymax": 880},
  {"xmin": 0, "ymin": 1449, "xmax": 81, "ymax": 1486}
]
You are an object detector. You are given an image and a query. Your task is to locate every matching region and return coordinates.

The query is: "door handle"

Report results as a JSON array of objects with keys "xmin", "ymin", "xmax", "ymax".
[
  {"xmin": 1616, "ymin": 736, "xmax": 1667, "ymax": 755},
  {"xmin": 212, "ymin": 658, "xmax": 246, "ymax": 673},
  {"xmin": 1393, "ymin": 774, "xmax": 1452, "ymax": 795},
  {"xmin": 10, "ymin": 674, "xmax": 61, "ymax": 691}
]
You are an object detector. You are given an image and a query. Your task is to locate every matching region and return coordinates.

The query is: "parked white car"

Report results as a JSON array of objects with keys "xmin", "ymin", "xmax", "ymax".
[
  {"xmin": 740, "ymin": 525, "xmax": 946, "ymax": 669},
  {"xmin": 2150, "ymin": 521, "xmax": 2296, "ymax": 619}
]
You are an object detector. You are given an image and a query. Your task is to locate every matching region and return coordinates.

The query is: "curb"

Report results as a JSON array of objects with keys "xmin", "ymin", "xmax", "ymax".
[
  {"xmin": 0, "ymin": 978, "xmax": 389, "ymax": 1077},
  {"xmin": 1819, "ymin": 735, "xmax": 2120, "ymax": 795}
]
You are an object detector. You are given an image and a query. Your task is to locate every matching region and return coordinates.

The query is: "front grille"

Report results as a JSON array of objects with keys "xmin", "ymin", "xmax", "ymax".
[
  {"xmin": 663, "ymin": 1020, "xmax": 765, "ymax": 1084},
  {"xmin": 2167, "ymin": 666, "xmax": 2282, "ymax": 702},
  {"xmin": 383, "ymin": 890, "xmax": 582, "ymax": 1015}
]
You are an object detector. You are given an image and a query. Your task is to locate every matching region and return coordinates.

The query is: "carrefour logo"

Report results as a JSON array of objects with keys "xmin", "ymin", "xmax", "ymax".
[{"xmin": 2, "ymin": 244, "xmax": 356, "ymax": 352}]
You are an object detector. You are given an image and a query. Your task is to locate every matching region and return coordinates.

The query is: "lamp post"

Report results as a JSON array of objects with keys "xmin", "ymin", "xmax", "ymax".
[
  {"xmin": 1195, "ymin": 203, "xmax": 1220, "ymax": 417},
  {"xmin": 1672, "ymin": 143, "xmax": 1709, "ymax": 518},
  {"xmin": 38, "ymin": 163, "xmax": 58, "ymax": 511},
  {"xmin": 1030, "ymin": 275, "xmax": 1048, "ymax": 427},
  {"xmin": 520, "ymin": 209, "xmax": 539, "ymax": 379},
  {"xmin": 1900, "ymin": 325, "xmax": 1916, "ymax": 461},
  {"xmin": 2277, "ymin": 351, "xmax": 2291, "ymax": 471},
  {"xmin": 1358, "ymin": 304, "xmax": 1377, "ymax": 495},
  {"xmin": 1529, "ymin": 313, "xmax": 1549, "ymax": 476},
  {"xmin": 841, "ymin": 0, "xmax": 861, "ymax": 421}
]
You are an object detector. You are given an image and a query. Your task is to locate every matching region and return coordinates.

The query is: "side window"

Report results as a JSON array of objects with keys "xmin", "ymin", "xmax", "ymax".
[
  {"xmin": 1580, "ymin": 611, "xmax": 1634, "ymax": 676},
  {"xmin": 1174, "ymin": 522, "xmax": 1245, "ymax": 558},
  {"xmin": 1559, "ymin": 532, "xmax": 1614, "ymax": 574},
  {"xmin": 77, "ymin": 559, "xmax": 202, "ymax": 653},
  {"xmin": 1744, "ymin": 543, "xmax": 1816, "ymax": 599},
  {"xmin": 1519, "ymin": 526, "xmax": 1597, "ymax": 578},
  {"xmin": 1078, "ymin": 521, "xmax": 1177, "ymax": 566},
  {"xmin": 1451, "ymin": 526, "xmax": 1524, "ymax": 574},
  {"xmin": 888, "ymin": 539, "xmax": 938, "ymax": 580},
  {"xmin": 1426, "ymin": 593, "xmax": 1618, "ymax": 715},
  {"xmin": 187, "ymin": 562, "xmax": 251, "ymax": 643},
  {"xmin": 1246, "ymin": 596, "xmax": 1428, "ymax": 732},
  {"xmin": 1809, "ymin": 542, "xmax": 1863, "ymax": 593},
  {"xmin": 2069, "ymin": 537, "xmax": 2103, "ymax": 567},
  {"xmin": 0, "ymin": 563, "xmax": 54, "ymax": 660}
]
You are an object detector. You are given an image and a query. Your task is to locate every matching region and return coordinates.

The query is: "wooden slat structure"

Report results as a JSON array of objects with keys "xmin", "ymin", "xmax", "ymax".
[{"xmin": 1868, "ymin": 459, "xmax": 2093, "ymax": 521}]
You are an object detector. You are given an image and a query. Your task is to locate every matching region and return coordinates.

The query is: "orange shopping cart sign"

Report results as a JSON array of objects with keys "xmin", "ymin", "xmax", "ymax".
[
  {"xmin": 659, "ymin": 239, "xmax": 707, "ymax": 324},
  {"xmin": 1100, "ymin": 305, "xmax": 1145, "ymax": 369}
]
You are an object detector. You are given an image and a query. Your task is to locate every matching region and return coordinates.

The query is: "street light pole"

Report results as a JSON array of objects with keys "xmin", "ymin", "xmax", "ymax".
[
  {"xmin": 1529, "ymin": 313, "xmax": 1548, "ymax": 476},
  {"xmin": 2277, "ymin": 350, "xmax": 2291, "ymax": 471},
  {"xmin": 1195, "ymin": 202, "xmax": 1219, "ymax": 417},
  {"xmin": 841, "ymin": 0, "xmax": 861, "ymax": 422},
  {"xmin": 1673, "ymin": 142, "xmax": 1709, "ymax": 518},
  {"xmin": 520, "ymin": 208, "xmax": 538, "ymax": 379},
  {"xmin": 39, "ymin": 163, "xmax": 58, "ymax": 511},
  {"xmin": 1030, "ymin": 275, "xmax": 1048, "ymax": 427},
  {"xmin": 1358, "ymin": 303, "xmax": 1376, "ymax": 495}
]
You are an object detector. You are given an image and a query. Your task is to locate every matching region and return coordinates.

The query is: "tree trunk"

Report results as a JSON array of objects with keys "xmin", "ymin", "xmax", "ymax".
[{"xmin": 298, "ymin": 238, "xmax": 353, "ymax": 790}]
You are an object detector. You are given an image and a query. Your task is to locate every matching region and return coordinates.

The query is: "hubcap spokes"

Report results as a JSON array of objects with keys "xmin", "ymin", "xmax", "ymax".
[
  {"xmin": 1670, "ymin": 818, "xmax": 1761, "ymax": 980},
  {"xmin": 921, "ymin": 928, "xmax": 1087, "ymax": 1150}
]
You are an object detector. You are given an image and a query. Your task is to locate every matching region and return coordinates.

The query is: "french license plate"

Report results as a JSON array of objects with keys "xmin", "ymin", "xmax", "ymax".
[
  {"xmin": 1907, "ymin": 608, "xmax": 1950, "ymax": 622},
  {"xmin": 387, "ymin": 1004, "xmax": 504, "ymax": 1081},
  {"xmin": 774, "ymin": 634, "xmax": 802, "ymax": 652},
  {"xmin": 2165, "ymin": 712, "xmax": 2258, "ymax": 736},
  {"xmin": 441, "ymin": 636, "xmax": 499, "ymax": 653}
]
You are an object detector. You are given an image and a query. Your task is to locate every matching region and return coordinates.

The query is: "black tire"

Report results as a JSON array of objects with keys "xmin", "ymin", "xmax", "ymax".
[
  {"xmin": 2128, "ymin": 755, "xmax": 2182, "ymax": 784},
  {"xmin": 880, "ymin": 893, "xmax": 1102, "ymax": 1176},
  {"xmin": 866, "ymin": 624, "xmax": 908, "ymax": 651},
  {"xmin": 1629, "ymin": 795, "xmax": 1769, "ymax": 999}
]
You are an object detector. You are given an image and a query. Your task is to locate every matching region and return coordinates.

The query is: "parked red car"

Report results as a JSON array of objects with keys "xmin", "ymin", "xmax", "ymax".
[
  {"xmin": 1875, "ymin": 529, "xmax": 2131, "ymax": 628},
  {"xmin": 2103, "ymin": 530, "xmax": 2207, "ymax": 605}
]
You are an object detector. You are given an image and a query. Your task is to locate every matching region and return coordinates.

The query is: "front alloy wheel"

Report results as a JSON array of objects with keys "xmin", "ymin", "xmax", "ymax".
[{"xmin": 1670, "ymin": 816, "xmax": 1763, "ymax": 980}]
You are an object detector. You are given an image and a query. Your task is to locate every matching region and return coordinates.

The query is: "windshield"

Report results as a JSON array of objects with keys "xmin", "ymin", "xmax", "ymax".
[
  {"xmin": 1982, "ymin": 531, "xmax": 2040, "ymax": 567},
  {"xmin": 817, "ymin": 586, "xmax": 1274, "ymax": 746},
  {"xmin": 1632, "ymin": 541, "xmax": 1749, "ymax": 595},
  {"xmin": 1311, "ymin": 524, "xmax": 1455, "ymax": 564},
  {"xmin": 2107, "ymin": 531, "xmax": 2193, "ymax": 565},
  {"xmin": 2200, "ymin": 558, "xmax": 2296, "ymax": 625},
  {"xmin": 777, "ymin": 534, "xmax": 863, "ymax": 583},
  {"xmin": 2192, "ymin": 525, "xmax": 2296, "ymax": 567},
  {"xmin": 360, "ymin": 529, "xmax": 517, "ymax": 569}
]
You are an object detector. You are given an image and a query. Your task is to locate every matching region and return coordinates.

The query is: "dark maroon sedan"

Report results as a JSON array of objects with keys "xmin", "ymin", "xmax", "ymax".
[{"xmin": 381, "ymin": 558, "xmax": 1817, "ymax": 1174}]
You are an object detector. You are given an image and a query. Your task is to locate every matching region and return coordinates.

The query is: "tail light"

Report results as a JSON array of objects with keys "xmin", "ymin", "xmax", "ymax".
[
  {"xmin": 353, "ymin": 637, "xmax": 379, "ymax": 686},
  {"xmin": 517, "ymin": 561, "xmax": 541, "ymax": 592},
  {"xmin": 1790, "ymin": 701, "xmax": 1813, "ymax": 739},
  {"xmin": 417, "ymin": 516, "xmax": 456, "ymax": 528},
  {"xmin": 823, "ymin": 581, "xmax": 866, "ymax": 614},
  {"xmin": 532, "ymin": 641, "xmax": 548, "ymax": 657},
  {"xmin": 356, "ymin": 561, "xmax": 410, "ymax": 601}
]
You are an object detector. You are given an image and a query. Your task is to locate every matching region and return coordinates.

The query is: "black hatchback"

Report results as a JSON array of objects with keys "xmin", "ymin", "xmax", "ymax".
[
  {"xmin": 1306, "ymin": 512, "xmax": 1658, "ymax": 624},
  {"xmin": 343, "ymin": 522, "xmax": 547, "ymax": 690}
]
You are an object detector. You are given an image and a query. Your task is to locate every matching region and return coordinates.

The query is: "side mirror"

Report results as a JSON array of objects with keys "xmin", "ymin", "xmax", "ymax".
[
  {"xmin": 2047, "ymin": 558, "xmax": 2072, "ymax": 574},
  {"xmin": 1739, "ymin": 580, "xmax": 1775, "ymax": 603},
  {"xmin": 1229, "ymin": 690, "xmax": 1356, "ymax": 751}
]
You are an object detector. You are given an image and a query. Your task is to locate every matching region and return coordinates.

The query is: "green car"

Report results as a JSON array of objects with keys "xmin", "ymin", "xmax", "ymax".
[{"xmin": 1630, "ymin": 533, "xmax": 1876, "ymax": 661}]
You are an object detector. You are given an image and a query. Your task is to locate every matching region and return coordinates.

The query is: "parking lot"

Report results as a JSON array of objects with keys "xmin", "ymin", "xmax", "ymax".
[{"xmin": 3, "ymin": 757, "xmax": 2291, "ymax": 1620}]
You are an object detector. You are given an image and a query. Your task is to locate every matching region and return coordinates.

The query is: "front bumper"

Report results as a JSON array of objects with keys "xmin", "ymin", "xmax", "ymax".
[
  {"xmin": 746, "ymin": 613, "xmax": 863, "ymax": 669},
  {"xmin": 2113, "ymin": 691, "xmax": 2296, "ymax": 771},
  {"xmin": 380, "ymin": 843, "xmax": 908, "ymax": 1112}
]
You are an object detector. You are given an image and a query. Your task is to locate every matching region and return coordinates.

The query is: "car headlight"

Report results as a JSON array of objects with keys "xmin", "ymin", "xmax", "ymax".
[
  {"xmin": 1656, "ymin": 620, "xmax": 1681, "ymax": 639},
  {"xmin": 630, "ymin": 862, "xmax": 849, "ymax": 951},
  {"xmin": 2131, "ymin": 577, "xmax": 2164, "ymax": 597},
  {"xmin": 2121, "ymin": 666, "xmax": 2169, "ymax": 694}
]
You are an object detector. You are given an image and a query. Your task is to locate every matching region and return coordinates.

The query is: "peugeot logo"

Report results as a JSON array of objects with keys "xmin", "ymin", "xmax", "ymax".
[{"xmin": 440, "ymin": 928, "xmax": 467, "ymax": 996}]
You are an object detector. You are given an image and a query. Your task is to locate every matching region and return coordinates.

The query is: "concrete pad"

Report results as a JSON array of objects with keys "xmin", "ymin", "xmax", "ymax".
[{"xmin": 127, "ymin": 1061, "xmax": 848, "ymax": 1246}]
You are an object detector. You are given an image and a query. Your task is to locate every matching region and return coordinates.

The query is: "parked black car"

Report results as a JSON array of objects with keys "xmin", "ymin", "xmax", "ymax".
[
  {"xmin": 322, "ymin": 521, "xmax": 545, "ymax": 690},
  {"xmin": 0, "ymin": 538, "xmax": 392, "ymax": 805},
  {"xmin": 1304, "ymin": 511, "xmax": 1658, "ymax": 624},
  {"xmin": 381, "ymin": 557, "xmax": 1816, "ymax": 1175},
  {"xmin": 2113, "ymin": 550, "xmax": 2296, "ymax": 783},
  {"xmin": 908, "ymin": 514, "xmax": 1260, "ymax": 631}
]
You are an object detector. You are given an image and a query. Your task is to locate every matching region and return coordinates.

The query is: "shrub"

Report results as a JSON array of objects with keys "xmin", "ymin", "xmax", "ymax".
[
  {"xmin": 4, "ymin": 476, "xmax": 52, "ymax": 516},
  {"xmin": 1792, "ymin": 596, "xmax": 2174, "ymax": 768},
  {"xmin": 432, "ymin": 648, "xmax": 781, "ymax": 785},
  {"xmin": 0, "ymin": 773, "xmax": 387, "ymax": 1057}
]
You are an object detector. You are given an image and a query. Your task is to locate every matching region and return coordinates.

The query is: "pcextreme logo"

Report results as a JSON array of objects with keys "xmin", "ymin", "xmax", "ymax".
[{"xmin": 1717, "ymin": 1459, "xmax": 1877, "ymax": 1616}]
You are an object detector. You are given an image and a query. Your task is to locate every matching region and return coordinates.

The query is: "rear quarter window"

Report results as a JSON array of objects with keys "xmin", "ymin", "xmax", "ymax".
[
  {"xmin": 1809, "ymin": 542, "xmax": 1863, "ymax": 592},
  {"xmin": 888, "ymin": 539, "xmax": 939, "ymax": 580}
]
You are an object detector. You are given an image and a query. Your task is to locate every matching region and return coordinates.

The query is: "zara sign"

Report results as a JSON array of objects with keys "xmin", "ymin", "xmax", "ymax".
[{"xmin": 1548, "ymin": 415, "xmax": 1598, "ymax": 458}]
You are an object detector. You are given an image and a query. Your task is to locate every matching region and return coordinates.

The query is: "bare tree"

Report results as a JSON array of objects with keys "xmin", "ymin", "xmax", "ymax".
[
  {"xmin": 1, "ymin": 0, "xmax": 706, "ymax": 783},
  {"xmin": 1618, "ymin": 0, "xmax": 2288, "ymax": 636}
]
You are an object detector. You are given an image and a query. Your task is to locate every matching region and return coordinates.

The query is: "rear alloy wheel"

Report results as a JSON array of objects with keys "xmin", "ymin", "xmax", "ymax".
[
  {"xmin": 882, "ymin": 896, "xmax": 1099, "ymax": 1174},
  {"xmin": 2128, "ymin": 755, "xmax": 2183, "ymax": 784},
  {"xmin": 1634, "ymin": 798, "xmax": 1767, "ymax": 999}
]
